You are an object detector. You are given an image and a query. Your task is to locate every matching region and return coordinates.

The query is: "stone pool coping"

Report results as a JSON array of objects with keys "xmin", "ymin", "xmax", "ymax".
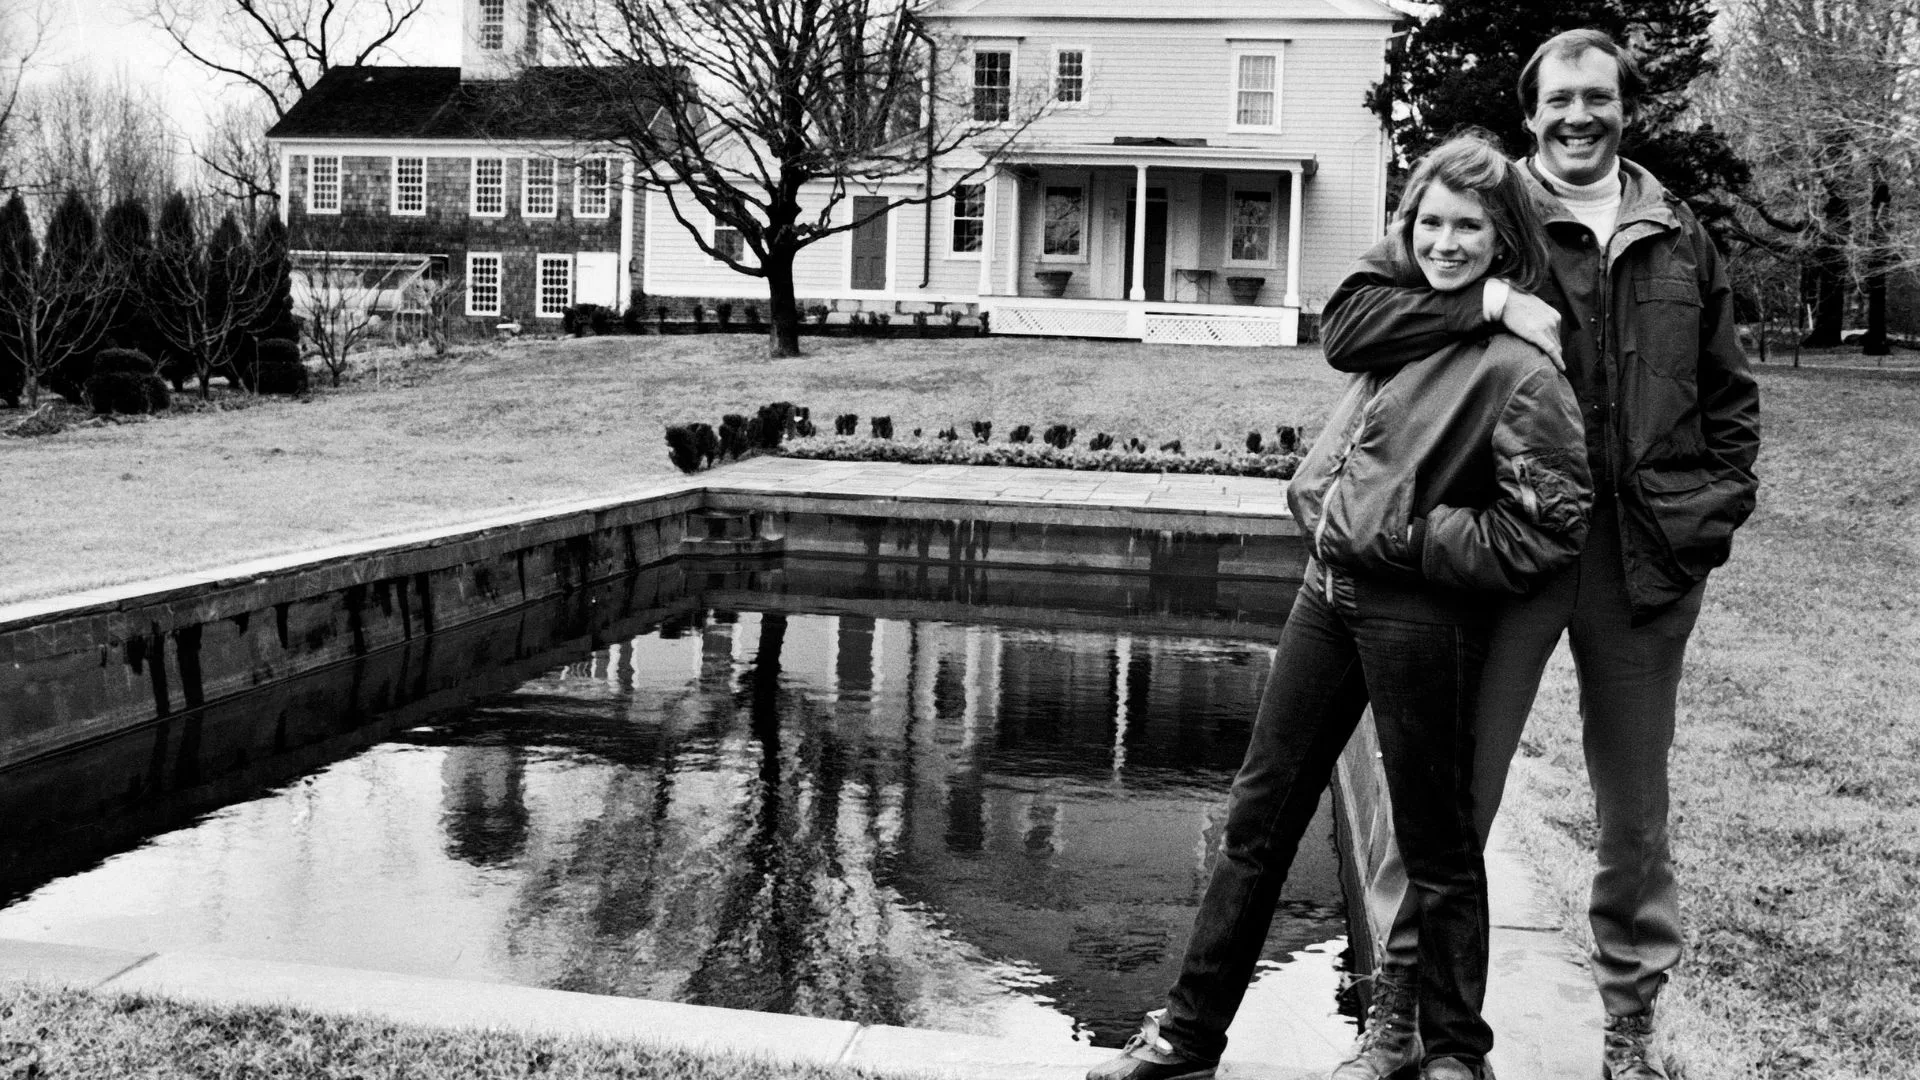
[{"xmin": 0, "ymin": 458, "xmax": 1600, "ymax": 1078}]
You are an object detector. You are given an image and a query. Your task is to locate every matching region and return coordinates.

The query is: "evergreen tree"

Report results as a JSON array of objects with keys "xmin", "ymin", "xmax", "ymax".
[
  {"xmin": 42, "ymin": 193, "xmax": 108, "ymax": 401},
  {"xmin": 0, "ymin": 196, "xmax": 34, "ymax": 409},
  {"xmin": 102, "ymin": 196, "xmax": 164, "ymax": 361},
  {"xmin": 1367, "ymin": 0, "xmax": 1749, "ymax": 228},
  {"xmin": 153, "ymin": 192, "xmax": 201, "ymax": 390},
  {"xmin": 251, "ymin": 215, "xmax": 299, "ymax": 344}
]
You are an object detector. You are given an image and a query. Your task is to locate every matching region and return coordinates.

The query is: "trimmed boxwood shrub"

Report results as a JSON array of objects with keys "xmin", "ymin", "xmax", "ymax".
[
  {"xmin": 254, "ymin": 338, "xmax": 310, "ymax": 396},
  {"xmin": 85, "ymin": 349, "xmax": 169, "ymax": 415}
]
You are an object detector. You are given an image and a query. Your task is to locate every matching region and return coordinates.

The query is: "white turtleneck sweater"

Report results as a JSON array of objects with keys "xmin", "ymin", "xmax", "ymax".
[{"xmin": 1484, "ymin": 157, "xmax": 1624, "ymax": 322}]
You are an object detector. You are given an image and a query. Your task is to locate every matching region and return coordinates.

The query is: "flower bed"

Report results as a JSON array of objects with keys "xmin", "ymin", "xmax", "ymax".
[{"xmin": 777, "ymin": 434, "xmax": 1302, "ymax": 479}]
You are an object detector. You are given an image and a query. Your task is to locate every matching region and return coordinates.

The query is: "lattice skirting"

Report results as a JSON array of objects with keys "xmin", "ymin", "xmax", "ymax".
[
  {"xmin": 991, "ymin": 305, "xmax": 1133, "ymax": 339},
  {"xmin": 1143, "ymin": 314, "xmax": 1292, "ymax": 348}
]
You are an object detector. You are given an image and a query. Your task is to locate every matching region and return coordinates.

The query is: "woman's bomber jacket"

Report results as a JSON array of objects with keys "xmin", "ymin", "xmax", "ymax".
[{"xmin": 1287, "ymin": 332, "xmax": 1593, "ymax": 606}]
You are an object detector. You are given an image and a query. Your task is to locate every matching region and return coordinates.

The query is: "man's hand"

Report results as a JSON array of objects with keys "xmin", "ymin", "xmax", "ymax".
[{"xmin": 1500, "ymin": 291, "xmax": 1564, "ymax": 370}]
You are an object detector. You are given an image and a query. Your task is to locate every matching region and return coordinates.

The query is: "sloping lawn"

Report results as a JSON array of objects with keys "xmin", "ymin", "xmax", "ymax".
[
  {"xmin": 0, "ymin": 335, "xmax": 1343, "ymax": 604},
  {"xmin": 2, "ymin": 335, "xmax": 1917, "ymax": 1078}
]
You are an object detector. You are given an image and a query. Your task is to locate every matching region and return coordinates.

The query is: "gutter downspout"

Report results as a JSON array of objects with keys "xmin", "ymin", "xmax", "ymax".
[{"xmin": 901, "ymin": 11, "xmax": 937, "ymax": 289}]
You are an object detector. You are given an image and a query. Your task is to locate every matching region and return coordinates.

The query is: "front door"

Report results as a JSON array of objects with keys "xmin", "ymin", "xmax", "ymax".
[
  {"xmin": 1124, "ymin": 189, "xmax": 1169, "ymax": 302},
  {"xmin": 850, "ymin": 196, "xmax": 889, "ymax": 290}
]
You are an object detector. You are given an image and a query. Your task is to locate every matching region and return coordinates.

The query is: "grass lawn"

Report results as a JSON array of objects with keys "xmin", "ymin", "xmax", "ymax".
[
  {"xmin": 0, "ymin": 985, "xmax": 927, "ymax": 1080},
  {"xmin": 3, "ymin": 334, "xmax": 1917, "ymax": 1078},
  {"xmin": 0, "ymin": 335, "xmax": 1344, "ymax": 605}
]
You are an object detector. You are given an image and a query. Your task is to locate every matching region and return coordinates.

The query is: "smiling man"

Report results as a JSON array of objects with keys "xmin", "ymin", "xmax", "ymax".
[{"xmin": 1318, "ymin": 28, "xmax": 1761, "ymax": 1080}]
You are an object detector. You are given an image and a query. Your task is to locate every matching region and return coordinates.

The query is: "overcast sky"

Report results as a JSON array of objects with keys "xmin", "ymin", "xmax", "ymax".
[{"xmin": 41, "ymin": 0, "xmax": 462, "ymax": 141}]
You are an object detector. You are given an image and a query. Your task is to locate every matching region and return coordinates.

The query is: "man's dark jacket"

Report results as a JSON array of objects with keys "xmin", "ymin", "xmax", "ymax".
[{"xmin": 1320, "ymin": 158, "xmax": 1761, "ymax": 618}]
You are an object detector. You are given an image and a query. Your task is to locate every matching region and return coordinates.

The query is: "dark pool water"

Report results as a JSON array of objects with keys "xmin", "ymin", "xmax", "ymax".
[{"xmin": 0, "ymin": 568, "xmax": 1351, "ymax": 1047}]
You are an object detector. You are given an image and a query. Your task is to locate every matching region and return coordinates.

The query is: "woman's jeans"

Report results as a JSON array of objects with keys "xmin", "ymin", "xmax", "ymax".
[{"xmin": 1159, "ymin": 578, "xmax": 1495, "ymax": 1064}]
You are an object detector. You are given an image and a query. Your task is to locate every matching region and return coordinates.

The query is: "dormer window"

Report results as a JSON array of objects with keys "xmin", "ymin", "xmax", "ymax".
[{"xmin": 479, "ymin": 0, "xmax": 505, "ymax": 50}]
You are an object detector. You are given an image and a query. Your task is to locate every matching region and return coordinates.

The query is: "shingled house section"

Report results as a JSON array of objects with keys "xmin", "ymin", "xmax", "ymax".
[{"xmin": 267, "ymin": 57, "xmax": 672, "ymax": 332}]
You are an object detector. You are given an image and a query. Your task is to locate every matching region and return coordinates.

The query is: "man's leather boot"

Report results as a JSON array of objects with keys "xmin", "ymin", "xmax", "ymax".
[
  {"xmin": 1330, "ymin": 966, "xmax": 1421, "ymax": 1080},
  {"xmin": 1602, "ymin": 1008, "xmax": 1670, "ymax": 1079}
]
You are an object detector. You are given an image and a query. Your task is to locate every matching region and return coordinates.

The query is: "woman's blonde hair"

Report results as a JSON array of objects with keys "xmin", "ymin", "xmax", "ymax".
[{"xmin": 1394, "ymin": 129, "xmax": 1549, "ymax": 293}]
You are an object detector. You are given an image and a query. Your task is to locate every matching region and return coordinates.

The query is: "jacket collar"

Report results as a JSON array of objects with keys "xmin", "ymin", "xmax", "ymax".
[{"xmin": 1520, "ymin": 155, "xmax": 1681, "ymax": 256}]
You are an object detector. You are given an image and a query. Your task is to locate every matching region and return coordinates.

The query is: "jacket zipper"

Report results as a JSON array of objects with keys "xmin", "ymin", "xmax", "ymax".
[{"xmin": 1312, "ymin": 386, "xmax": 1382, "ymax": 603}]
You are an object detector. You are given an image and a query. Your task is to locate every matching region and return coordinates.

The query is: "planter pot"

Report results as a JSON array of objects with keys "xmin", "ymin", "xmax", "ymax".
[
  {"xmin": 1034, "ymin": 269, "xmax": 1073, "ymax": 298},
  {"xmin": 1226, "ymin": 276, "xmax": 1265, "ymax": 304}
]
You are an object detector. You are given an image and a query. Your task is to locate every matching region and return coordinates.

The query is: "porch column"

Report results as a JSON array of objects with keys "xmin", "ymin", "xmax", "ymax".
[
  {"xmin": 1284, "ymin": 164, "xmax": 1304, "ymax": 309},
  {"xmin": 979, "ymin": 171, "xmax": 997, "ymax": 296},
  {"xmin": 618, "ymin": 159, "xmax": 635, "ymax": 307},
  {"xmin": 278, "ymin": 149, "xmax": 291, "ymax": 226},
  {"xmin": 1129, "ymin": 164, "xmax": 1149, "ymax": 301},
  {"xmin": 1002, "ymin": 171, "xmax": 1023, "ymax": 296}
]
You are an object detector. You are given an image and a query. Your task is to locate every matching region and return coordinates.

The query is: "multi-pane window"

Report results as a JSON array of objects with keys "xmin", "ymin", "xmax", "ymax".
[
  {"xmin": 973, "ymin": 50, "xmax": 1012, "ymax": 122},
  {"xmin": 523, "ymin": 157, "xmax": 557, "ymax": 217},
  {"xmin": 524, "ymin": 0, "xmax": 541, "ymax": 57},
  {"xmin": 308, "ymin": 155, "xmax": 341, "ymax": 213},
  {"xmin": 479, "ymin": 0, "xmax": 504, "ymax": 50},
  {"xmin": 392, "ymin": 156, "xmax": 425, "ymax": 215},
  {"xmin": 1054, "ymin": 49, "xmax": 1085, "ymax": 104},
  {"xmin": 950, "ymin": 184, "xmax": 984, "ymax": 255},
  {"xmin": 471, "ymin": 157, "xmax": 506, "ymax": 216},
  {"xmin": 574, "ymin": 158, "xmax": 611, "ymax": 217},
  {"xmin": 1234, "ymin": 53, "xmax": 1279, "ymax": 127},
  {"xmin": 467, "ymin": 253, "xmax": 502, "ymax": 316},
  {"xmin": 1229, "ymin": 190, "xmax": 1275, "ymax": 263},
  {"xmin": 537, "ymin": 254, "xmax": 572, "ymax": 317},
  {"xmin": 713, "ymin": 227, "xmax": 744, "ymax": 262},
  {"xmin": 1042, "ymin": 185, "xmax": 1084, "ymax": 259}
]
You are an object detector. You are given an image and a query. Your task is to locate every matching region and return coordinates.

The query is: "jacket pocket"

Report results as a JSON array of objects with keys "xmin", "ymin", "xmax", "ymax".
[
  {"xmin": 1635, "ymin": 467, "xmax": 1752, "ymax": 576},
  {"xmin": 1631, "ymin": 276, "xmax": 1703, "ymax": 380}
]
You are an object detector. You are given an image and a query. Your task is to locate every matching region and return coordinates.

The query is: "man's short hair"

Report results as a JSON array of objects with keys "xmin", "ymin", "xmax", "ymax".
[{"xmin": 1516, "ymin": 29, "xmax": 1646, "ymax": 120}]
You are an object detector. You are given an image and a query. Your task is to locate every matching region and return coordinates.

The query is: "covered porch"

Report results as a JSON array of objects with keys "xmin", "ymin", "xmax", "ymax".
[{"xmin": 972, "ymin": 142, "xmax": 1314, "ymax": 347}]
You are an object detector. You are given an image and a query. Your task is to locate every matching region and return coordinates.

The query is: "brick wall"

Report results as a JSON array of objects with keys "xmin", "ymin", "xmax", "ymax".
[{"xmin": 287, "ymin": 152, "xmax": 637, "ymax": 327}]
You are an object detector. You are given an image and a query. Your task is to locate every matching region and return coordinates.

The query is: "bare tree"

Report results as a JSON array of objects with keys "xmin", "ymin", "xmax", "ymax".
[
  {"xmin": 146, "ymin": 0, "xmax": 425, "ymax": 205},
  {"xmin": 148, "ymin": 192, "xmax": 280, "ymax": 398},
  {"xmin": 542, "ymin": 0, "xmax": 1049, "ymax": 356},
  {"xmin": 291, "ymin": 247, "xmax": 383, "ymax": 386},
  {"xmin": 199, "ymin": 97, "xmax": 280, "ymax": 216},
  {"xmin": 0, "ymin": 0, "xmax": 51, "ymax": 188},
  {"xmin": 9, "ymin": 68, "xmax": 180, "ymax": 206},
  {"xmin": 147, "ymin": 0, "xmax": 425, "ymax": 117},
  {"xmin": 1710, "ymin": 0, "xmax": 1920, "ymax": 353},
  {"xmin": 0, "ymin": 192, "xmax": 118, "ymax": 408}
]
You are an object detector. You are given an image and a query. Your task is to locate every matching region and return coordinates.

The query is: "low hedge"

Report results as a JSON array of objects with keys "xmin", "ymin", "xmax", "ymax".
[{"xmin": 777, "ymin": 434, "xmax": 1302, "ymax": 479}]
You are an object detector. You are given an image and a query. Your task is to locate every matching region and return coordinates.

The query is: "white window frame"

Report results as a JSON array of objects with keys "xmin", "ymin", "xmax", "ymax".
[
  {"xmin": 467, "ymin": 252, "xmax": 503, "ymax": 316},
  {"xmin": 471, "ymin": 157, "xmax": 507, "ymax": 217},
  {"xmin": 712, "ymin": 225, "xmax": 745, "ymax": 263},
  {"xmin": 1051, "ymin": 46, "xmax": 1087, "ymax": 107},
  {"xmin": 391, "ymin": 156, "xmax": 425, "ymax": 216},
  {"xmin": 479, "ymin": 0, "xmax": 505, "ymax": 50},
  {"xmin": 1224, "ymin": 183, "xmax": 1279, "ymax": 268},
  {"xmin": 948, "ymin": 183, "xmax": 985, "ymax": 259},
  {"xmin": 1229, "ymin": 49, "xmax": 1282, "ymax": 131},
  {"xmin": 573, "ymin": 158, "xmax": 611, "ymax": 218},
  {"xmin": 536, "ymin": 254, "xmax": 573, "ymax": 318},
  {"xmin": 1040, "ymin": 183, "xmax": 1087, "ymax": 263},
  {"xmin": 971, "ymin": 47, "xmax": 1014, "ymax": 124},
  {"xmin": 523, "ymin": 156, "xmax": 558, "ymax": 218},
  {"xmin": 308, "ymin": 155, "xmax": 341, "ymax": 215}
]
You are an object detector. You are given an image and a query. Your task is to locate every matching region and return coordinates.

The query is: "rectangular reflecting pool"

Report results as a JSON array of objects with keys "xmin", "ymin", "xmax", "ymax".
[{"xmin": 0, "ymin": 556, "xmax": 1354, "ymax": 1049}]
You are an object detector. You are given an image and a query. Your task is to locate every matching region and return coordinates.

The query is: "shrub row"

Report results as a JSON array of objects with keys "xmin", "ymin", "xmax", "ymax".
[
  {"xmin": 80, "ymin": 341, "xmax": 307, "ymax": 416},
  {"xmin": 664, "ymin": 401, "xmax": 818, "ymax": 473}
]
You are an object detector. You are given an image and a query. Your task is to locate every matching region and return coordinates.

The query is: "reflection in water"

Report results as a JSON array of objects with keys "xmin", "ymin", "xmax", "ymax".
[{"xmin": 0, "ymin": 606, "xmax": 1349, "ymax": 1047}]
